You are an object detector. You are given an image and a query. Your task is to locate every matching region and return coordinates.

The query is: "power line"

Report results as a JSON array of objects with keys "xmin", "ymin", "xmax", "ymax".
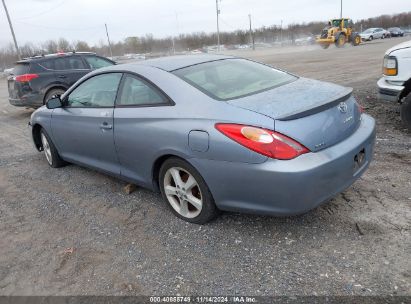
[
  {"xmin": 15, "ymin": 20, "xmax": 102, "ymax": 32},
  {"xmin": 16, "ymin": 0, "xmax": 66, "ymax": 20}
]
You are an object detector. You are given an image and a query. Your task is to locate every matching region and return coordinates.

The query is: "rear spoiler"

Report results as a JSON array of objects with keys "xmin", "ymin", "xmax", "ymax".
[{"xmin": 276, "ymin": 88, "xmax": 353, "ymax": 121}]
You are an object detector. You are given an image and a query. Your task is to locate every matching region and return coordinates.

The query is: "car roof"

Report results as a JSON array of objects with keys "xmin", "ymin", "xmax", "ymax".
[
  {"xmin": 135, "ymin": 54, "xmax": 234, "ymax": 72},
  {"xmin": 16, "ymin": 52, "xmax": 96, "ymax": 64}
]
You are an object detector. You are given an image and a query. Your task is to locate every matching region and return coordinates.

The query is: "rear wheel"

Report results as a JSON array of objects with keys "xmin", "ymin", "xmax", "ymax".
[
  {"xmin": 335, "ymin": 33, "xmax": 346, "ymax": 48},
  {"xmin": 400, "ymin": 94, "xmax": 411, "ymax": 132},
  {"xmin": 44, "ymin": 88, "xmax": 66, "ymax": 105},
  {"xmin": 159, "ymin": 157, "xmax": 219, "ymax": 224},
  {"xmin": 40, "ymin": 128, "xmax": 66, "ymax": 168}
]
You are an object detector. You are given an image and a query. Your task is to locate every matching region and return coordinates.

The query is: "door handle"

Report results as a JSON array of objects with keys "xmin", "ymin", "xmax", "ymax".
[
  {"xmin": 57, "ymin": 75, "xmax": 67, "ymax": 78},
  {"xmin": 100, "ymin": 122, "xmax": 113, "ymax": 130}
]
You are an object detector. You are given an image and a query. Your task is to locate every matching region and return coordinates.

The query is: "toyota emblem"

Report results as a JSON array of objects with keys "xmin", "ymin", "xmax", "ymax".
[{"xmin": 338, "ymin": 102, "xmax": 348, "ymax": 113}]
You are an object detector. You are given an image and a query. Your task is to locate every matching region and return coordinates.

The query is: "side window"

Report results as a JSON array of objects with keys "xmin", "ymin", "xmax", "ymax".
[
  {"xmin": 84, "ymin": 56, "xmax": 114, "ymax": 69},
  {"xmin": 54, "ymin": 58, "xmax": 67, "ymax": 70},
  {"xmin": 54, "ymin": 57, "xmax": 87, "ymax": 70},
  {"xmin": 117, "ymin": 75, "xmax": 168, "ymax": 106},
  {"xmin": 66, "ymin": 73, "xmax": 122, "ymax": 107},
  {"xmin": 67, "ymin": 56, "xmax": 87, "ymax": 69}
]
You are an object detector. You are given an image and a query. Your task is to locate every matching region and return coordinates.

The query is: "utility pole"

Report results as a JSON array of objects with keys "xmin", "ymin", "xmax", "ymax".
[
  {"xmin": 105, "ymin": 23, "xmax": 113, "ymax": 58},
  {"xmin": 2, "ymin": 0, "xmax": 21, "ymax": 60},
  {"xmin": 174, "ymin": 12, "xmax": 179, "ymax": 54},
  {"xmin": 340, "ymin": 0, "xmax": 342, "ymax": 19},
  {"xmin": 248, "ymin": 14, "xmax": 255, "ymax": 50},
  {"xmin": 215, "ymin": 0, "xmax": 220, "ymax": 52},
  {"xmin": 280, "ymin": 20, "xmax": 283, "ymax": 46}
]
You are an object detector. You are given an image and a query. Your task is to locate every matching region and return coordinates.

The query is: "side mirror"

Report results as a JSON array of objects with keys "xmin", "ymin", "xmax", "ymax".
[{"xmin": 46, "ymin": 97, "xmax": 62, "ymax": 109}]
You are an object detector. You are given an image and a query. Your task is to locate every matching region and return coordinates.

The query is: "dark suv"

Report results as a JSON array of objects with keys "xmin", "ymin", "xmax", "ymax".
[{"xmin": 7, "ymin": 52, "xmax": 115, "ymax": 108}]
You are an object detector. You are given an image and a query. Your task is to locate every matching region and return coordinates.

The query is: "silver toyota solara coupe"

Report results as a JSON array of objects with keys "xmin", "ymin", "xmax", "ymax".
[{"xmin": 29, "ymin": 54, "xmax": 376, "ymax": 224}]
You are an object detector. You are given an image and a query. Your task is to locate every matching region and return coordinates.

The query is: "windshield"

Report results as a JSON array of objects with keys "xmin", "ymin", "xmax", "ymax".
[
  {"xmin": 331, "ymin": 20, "xmax": 341, "ymax": 27},
  {"xmin": 172, "ymin": 59, "xmax": 297, "ymax": 101}
]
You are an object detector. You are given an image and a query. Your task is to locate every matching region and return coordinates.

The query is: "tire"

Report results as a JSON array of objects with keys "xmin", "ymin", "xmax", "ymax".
[
  {"xmin": 40, "ymin": 128, "xmax": 66, "ymax": 168},
  {"xmin": 369, "ymin": 36, "xmax": 373, "ymax": 41},
  {"xmin": 44, "ymin": 88, "xmax": 66, "ymax": 105},
  {"xmin": 400, "ymin": 94, "xmax": 411, "ymax": 132},
  {"xmin": 351, "ymin": 33, "xmax": 361, "ymax": 46},
  {"xmin": 159, "ymin": 157, "xmax": 219, "ymax": 224},
  {"xmin": 335, "ymin": 33, "xmax": 346, "ymax": 48},
  {"xmin": 320, "ymin": 43, "xmax": 330, "ymax": 49}
]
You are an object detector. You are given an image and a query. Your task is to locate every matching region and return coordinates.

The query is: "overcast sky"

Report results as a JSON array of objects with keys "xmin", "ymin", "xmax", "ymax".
[{"xmin": 1, "ymin": 0, "xmax": 410, "ymax": 48}]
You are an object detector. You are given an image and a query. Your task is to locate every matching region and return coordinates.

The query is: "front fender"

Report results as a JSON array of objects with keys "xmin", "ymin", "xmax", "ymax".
[{"xmin": 30, "ymin": 107, "xmax": 53, "ymax": 150}]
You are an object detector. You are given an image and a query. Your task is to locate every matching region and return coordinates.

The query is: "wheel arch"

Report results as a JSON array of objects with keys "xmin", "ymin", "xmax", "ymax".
[
  {"xmin": 32, "ymin": 123, "xmax": 44, "ymax": 151},
  {"xmin": 399, "ymin": 77, "xmax": 411, "ymax": 102},
  {"xmin": 151, "ymin": 153, "xmax": 196, "ymax": 192},
  {"xmin": 42, "ymin": 85, "xmax": 68, "ymax": 104}
]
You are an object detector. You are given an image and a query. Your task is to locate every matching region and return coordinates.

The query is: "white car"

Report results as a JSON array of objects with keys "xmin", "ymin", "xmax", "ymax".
[
  {"xmin": 360, "ymin": 28, "xmax": 387, "ymax": 41},
  {"xmin": 3, "ymin": 68, "xmax": 13, "ymax": 75},
  {"xmin": 377, "ymin": 40, "xmax": 411, "ymax": 130}
]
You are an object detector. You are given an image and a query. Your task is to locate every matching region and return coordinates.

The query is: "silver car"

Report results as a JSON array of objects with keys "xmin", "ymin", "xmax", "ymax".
[
  {"xmin": 30, "ymin": 55, "xmax": 376, "ymax": 224},
  {"xmin": 360, "ymin": 28, "xmax": 387, "ymax": 41}
]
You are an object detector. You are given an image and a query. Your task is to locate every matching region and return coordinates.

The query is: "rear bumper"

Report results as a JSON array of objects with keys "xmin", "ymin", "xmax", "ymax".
[
  {"xmin": 377, "ymin": 77, "xmax": 403, "ymax": 102},
  {"xmin": 191, "ymin": 114, "xmax": 376, "ymax": 216},
  {"xmin": 9, "ymin": 94, "xmax": 43, "ymax": 108}
]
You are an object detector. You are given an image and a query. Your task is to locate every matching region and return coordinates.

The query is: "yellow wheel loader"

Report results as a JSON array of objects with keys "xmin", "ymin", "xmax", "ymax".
[{"xmin": 316, "ymin": 18, "xmax": 361, "ymax": 49}]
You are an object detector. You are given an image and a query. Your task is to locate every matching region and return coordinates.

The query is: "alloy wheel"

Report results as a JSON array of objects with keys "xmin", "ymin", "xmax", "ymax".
[
  {"xmin": 163, "ymin": 167, "xmax": 203, "ymax": 218},
  {"xmin": 41, "ymin": 133, "xmax": 52, "ymax": 165}
]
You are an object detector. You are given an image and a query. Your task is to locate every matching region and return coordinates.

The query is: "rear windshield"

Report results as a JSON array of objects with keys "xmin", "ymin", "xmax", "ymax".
[
  {"xmin": 12, "ymin": 63, "xmax": 30, "ymax": 75},
  {"xmin": 172, "ymin": 59, "xmax": 297, "ymax": 100}
]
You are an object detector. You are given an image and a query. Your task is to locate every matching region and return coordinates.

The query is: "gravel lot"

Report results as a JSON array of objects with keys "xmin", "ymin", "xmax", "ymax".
[{"xmin": 0, "ymin": 38, "xmax": 410, "ymax": 296}]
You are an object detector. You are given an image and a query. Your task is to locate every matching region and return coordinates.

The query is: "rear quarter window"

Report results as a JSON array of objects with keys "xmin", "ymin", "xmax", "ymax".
[
  {"xmin": 39, "ymin": 59, "xmax": 55, "ymax": 70},
  {"xmin": 29, "ymin": 63, "xmax": 46, "ymax": 73}
]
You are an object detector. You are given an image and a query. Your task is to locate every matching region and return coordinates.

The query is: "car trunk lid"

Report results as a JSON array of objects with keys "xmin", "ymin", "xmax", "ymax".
[{"xmin": 227, "ymin": 78, "xmax": 361, "ymax": 152}]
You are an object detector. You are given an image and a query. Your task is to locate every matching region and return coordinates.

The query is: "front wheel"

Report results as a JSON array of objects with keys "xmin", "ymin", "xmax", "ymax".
[
  {"xmin": 400, "ymin": 94, "xmax": 411, "ymax": 132},
  {"xmin": 40, "ymin": 129, "xmax": 66, "ymax": 168},
  {"xmin": 369, "ymin": 36, "xmax": 373, "ymax": 41},
  {"xmin": 159, "ymin": 157, "xmax": 219, "ymax": 224},
  {"xmin": 351, "ymin": 33, "xmax": 361, "ymax": 46}
]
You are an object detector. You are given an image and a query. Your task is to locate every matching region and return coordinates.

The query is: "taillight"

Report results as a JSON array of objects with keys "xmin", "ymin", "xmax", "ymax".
[
  {"xmin": 15, "ymin": 74, "xmax": 39, "ymax": 83},
  {"xmin": 215, "ymin": 123, "xmax": 309, "ymax": 160}
]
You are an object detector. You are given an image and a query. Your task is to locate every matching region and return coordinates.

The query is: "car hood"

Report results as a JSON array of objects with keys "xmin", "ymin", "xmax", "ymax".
[
  {"xmin": 385, "ymin": 40, "xmax": 411, "ymax": 55},
  {"xmin": 227, "ymin": 77, "xmax": 352, "ymax": 120}
]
